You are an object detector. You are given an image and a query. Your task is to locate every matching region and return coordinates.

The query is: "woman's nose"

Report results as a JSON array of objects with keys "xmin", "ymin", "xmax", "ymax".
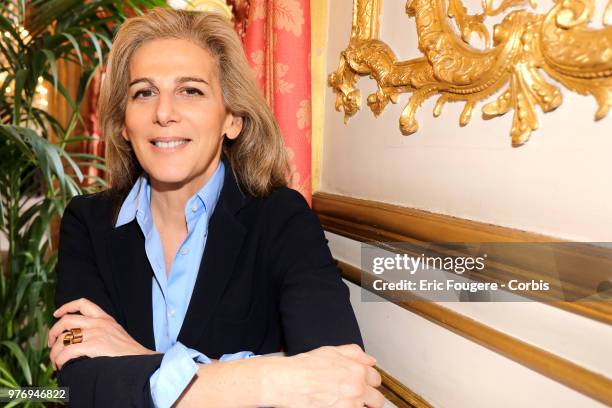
[{"xmin": 154, "ymin": 92, "xmax": 180, "ymax": 126}]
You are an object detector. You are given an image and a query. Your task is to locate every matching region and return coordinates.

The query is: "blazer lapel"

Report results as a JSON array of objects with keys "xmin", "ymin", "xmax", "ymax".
[
  {"xmin": 178, "ymin": 158, "xmax": 249, "ymax": 347},
  {"xmin": 107, "ymin": 223, "xmax": 156, "ymax": 350}
]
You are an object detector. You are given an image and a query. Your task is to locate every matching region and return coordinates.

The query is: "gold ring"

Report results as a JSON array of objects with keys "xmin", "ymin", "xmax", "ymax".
[
  {"xmin": 70, "ymin": 328, "xmax": 83, "ymax": 344},
  {"xmin": 63, "ymin": 332, "xmax": 73, "ymax": 346},
  {"xmin": 62, "ymin": 328, "xmax": 83, "ymax": 346}
]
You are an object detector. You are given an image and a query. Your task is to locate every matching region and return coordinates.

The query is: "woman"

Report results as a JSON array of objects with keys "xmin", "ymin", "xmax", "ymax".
[{"xmin": 47, "ymin": 7, "xmax": 383, "ymax": 408}]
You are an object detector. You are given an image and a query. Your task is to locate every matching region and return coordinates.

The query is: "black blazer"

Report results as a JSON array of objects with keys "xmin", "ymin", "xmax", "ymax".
[{"xmin": 54, "ymin": 158, "xmax": 363, "ymax": 407}]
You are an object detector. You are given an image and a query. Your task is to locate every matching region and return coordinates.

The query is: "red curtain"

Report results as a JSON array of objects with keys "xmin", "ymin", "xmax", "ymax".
[{"xmin": 239, "ymin": 0, "xmax": 312, "ymax": 203}]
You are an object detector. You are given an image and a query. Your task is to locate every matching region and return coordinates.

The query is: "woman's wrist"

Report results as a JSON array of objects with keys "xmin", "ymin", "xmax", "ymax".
[
  {"xmin": 257, "ymin": 355, "xmax": 292, "ymax": 408},
  {"xmin": 176, "ymin": 355, "xmax": 282, "ymax": 408}
]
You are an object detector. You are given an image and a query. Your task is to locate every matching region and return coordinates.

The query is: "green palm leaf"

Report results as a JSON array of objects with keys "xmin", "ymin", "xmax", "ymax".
[{"xmin": 1, "ymin": 341, "xmax": 32, "ymax": 385}]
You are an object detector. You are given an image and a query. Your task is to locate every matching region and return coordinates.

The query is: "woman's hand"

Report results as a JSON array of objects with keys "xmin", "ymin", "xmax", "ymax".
[
  {"xmin": 269, "ymin": 344, "xmax": 384, "ymax": 408},
  {"xmin": 47, "ymin": 298, "xmax": 158, "ymax": 370}
]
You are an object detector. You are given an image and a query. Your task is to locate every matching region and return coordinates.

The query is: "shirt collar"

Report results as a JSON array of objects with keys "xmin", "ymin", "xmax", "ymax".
[
  {"xmin": 115, "ymin": 160, "xmax": 225, "ymax": 230},
  {"xmin": 115, "ymin": 176, "xmax": 149, "ymax": 229}
]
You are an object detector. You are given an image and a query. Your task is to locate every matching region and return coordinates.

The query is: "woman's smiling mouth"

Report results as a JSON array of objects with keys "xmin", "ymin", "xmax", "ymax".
[{"xmin": 150, "ymin": 138, "xmax": 192, "ymax": 150}]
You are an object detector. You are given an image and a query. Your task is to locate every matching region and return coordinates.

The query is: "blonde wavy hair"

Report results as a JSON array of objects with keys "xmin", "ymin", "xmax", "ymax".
[{"xmin": 98, "ymin": 7, "xmax": 290, "ymax": 203}]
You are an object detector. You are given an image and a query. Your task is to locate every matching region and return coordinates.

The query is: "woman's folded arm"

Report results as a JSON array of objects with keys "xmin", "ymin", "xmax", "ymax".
[
  {"xmin": 59, "ymin": 354, "xmax": 164, "ymax": 407},
  {"xmin": 55, "ymin": 197, "xmax": 163, "ymax": 407},
  {"xmin": 266, "ymin": 188, "xmax": 364, "ymax": 354},
  {"xmin": 174, "ymin": 344, "xmax": 383, "ymax": 408}
]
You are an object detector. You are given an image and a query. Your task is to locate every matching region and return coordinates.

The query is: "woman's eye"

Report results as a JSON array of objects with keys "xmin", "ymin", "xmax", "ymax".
[
  {"xmin": 183, "ymin": 87, "xmax": 204, "ymax": 96},
  {"xmin": 133, "ymin": 89, "xmax": 153, "ymax": 99}
]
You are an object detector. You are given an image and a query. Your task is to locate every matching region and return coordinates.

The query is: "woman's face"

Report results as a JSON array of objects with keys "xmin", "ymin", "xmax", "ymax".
[{"xmin": 122, "ymin": 38, "xmax": 242, "ymax": 191}]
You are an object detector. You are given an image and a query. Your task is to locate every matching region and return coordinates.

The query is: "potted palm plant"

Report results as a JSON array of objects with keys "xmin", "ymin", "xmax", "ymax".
[{"xmin": 0, "ymin": 1, "xmax": 166, "ymax": 405}]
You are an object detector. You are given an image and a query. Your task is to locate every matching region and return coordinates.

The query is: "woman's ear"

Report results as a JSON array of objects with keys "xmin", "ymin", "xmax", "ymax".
[{"xmin": 224, "ymin": 114, "xmax": 243, "ymax": 140}]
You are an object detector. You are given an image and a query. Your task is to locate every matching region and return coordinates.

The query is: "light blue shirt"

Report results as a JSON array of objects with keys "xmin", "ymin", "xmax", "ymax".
[{"xmin": 115, "ymin": 161, "xmax": 254, "ymax": 408}]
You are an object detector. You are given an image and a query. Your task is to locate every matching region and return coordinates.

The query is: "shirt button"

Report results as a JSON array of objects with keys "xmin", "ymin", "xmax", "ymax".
[
  {"xmin": 168, "ymin": 309, "xmax": 175, "ymax": 318},
  {"xmin": 181, "ymin": 247, "xmax": 189, "ymax": 255},
  {"xmin": 191, "ymin": 204, "xmax": 198, "ymax": 212}
]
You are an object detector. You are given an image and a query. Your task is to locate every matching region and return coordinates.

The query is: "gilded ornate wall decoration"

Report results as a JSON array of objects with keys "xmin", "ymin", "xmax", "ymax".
[
  {"xmin": 173, "ymin": 0, "xmax": 234, "ymax": 19},
  {"xmin": 328, "ymin": 0, "xmax": 612, "ymax": 146}
]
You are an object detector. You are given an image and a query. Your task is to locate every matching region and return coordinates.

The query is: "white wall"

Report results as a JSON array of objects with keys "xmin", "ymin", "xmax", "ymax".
[
  {"xmin": 345, "ymin": 278, "xmax": 608, "ymax": 408},
  {"xmin": 319, "ymin": 1, "xmax": 612, "ymax": 406},
  {"xmin": 322, "ymin": 0, "xmax": 612, "ymax": 241}
]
